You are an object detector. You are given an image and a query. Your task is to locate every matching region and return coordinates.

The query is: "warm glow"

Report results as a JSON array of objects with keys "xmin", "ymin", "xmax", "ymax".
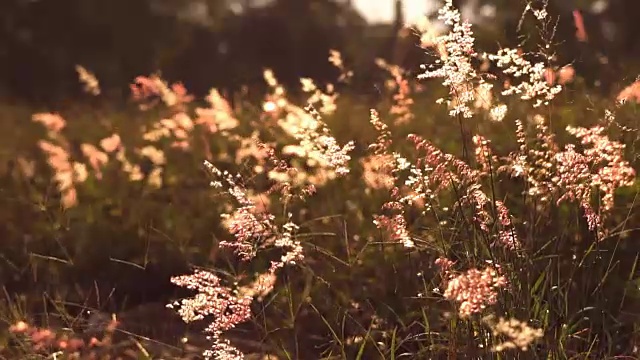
[{"xmin": 353, "ymin": 0, "xmax": 436, "ymax": 25}]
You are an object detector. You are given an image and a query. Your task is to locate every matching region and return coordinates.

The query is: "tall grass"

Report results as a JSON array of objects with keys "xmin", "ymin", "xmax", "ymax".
[{"xmin": 2, "ymin": 1, "xmax": 640, "ymax": 359}]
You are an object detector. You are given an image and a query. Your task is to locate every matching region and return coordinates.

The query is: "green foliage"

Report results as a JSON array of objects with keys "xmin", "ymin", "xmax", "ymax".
[
  {"xmin": 1, "ymin": 3, "xmax": 640, "ymax": 356},
  {"xmin": 0, "ymin": 70, "xmax": 638, "ymax": 358}
]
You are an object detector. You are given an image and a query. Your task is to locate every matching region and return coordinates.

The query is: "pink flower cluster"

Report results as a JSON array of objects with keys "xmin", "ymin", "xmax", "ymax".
[
  {"xmin": 37, "ymin": 139, "xmax": 82, "ymax": 208},
  {"xmin": 130, "ymin": 75, "xmax": 193, "ymax": 111},
  {"xmin": 436, "ymin": 259, "xmax": 508, "ymax": 318},
  {"xmin": 472, "ymin": 135, "xmax": 496, "ymax": 175},
  {"xmin": 9, "ymin": 316, "xmax": 120, "ymax": 357},
  {"xmin": 376, "ymin": 59, "xmax": 415, "ymax": 125},
  {"xmin": 34, "ymin": 111, "xmax": 123, "ymax": 208},
  {"xmin": 495, "ymin": 201, "xmax": 521, "ymax": 250},
  {"xmin": 204, "ymin": 160, "xmax": 304, "ymax": 270},
  {"xmin": 617, "ymin": 80, "xmax": 640, "ymax": 104},
  {"xmin": 169, "ymin": 270, "xmax": 252, "ymax": 360},
  {"xmin": 499, "ymin": 115, "xmax": 635, "ymax": 235},
  {"xmin": 373, "ymin": 214, "xmax": 414, "ymax": 248},
  {"xmin": 33, "ymin": 113, "xmax": 66, "ymax": 133},
  {"xmin": 564, "ymin": 125, "xmax": 636, "ymax": 212}
]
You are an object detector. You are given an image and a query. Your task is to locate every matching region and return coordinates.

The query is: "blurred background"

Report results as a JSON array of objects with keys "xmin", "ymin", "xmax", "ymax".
[{"xmin": 1, "ymin": 0, "xmax": 639, "ymax": 105}]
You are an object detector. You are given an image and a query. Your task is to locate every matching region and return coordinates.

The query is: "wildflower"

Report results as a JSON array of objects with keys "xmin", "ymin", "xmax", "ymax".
[
  {"xmin": 473, "ymin": 82, "xmax": 493, "ymax": 110},
  {"xmin": 483, "ymin": 315, "xmax": 544, "ymax": 352},
  {"xmin": 204, "ymin": 160, "xmax": 304, "ymax": 267},
  {"xmin": 116, "ymin": 148, "xmax": 144, "ymax": 182},
  {"xmin": 9, "ymin": 321, "xmax": 29, "ymax": 333},
  {"xmin": 304, "ymin": 80, "xmax": 338, "ymax": 116},
  {"xmin": 361, "ymin": 154, "xmax": 395, "ymax": 190},
  {"xmin": 279, "ymin": 105, "xmax": 354, "ymax": 176},
  {"xmin": 263, "ymin": 69, "xmax": 278, "ymax": 88},
  {"xmin": 465, "ymin": 184, "xmax": 492, "ymax": 232},
  {"xmin": 489, "ymin": 104, "xmax": 507, "ymax": 122},
  {"xmin": 233, "ymin": 132, "xmax": 271, "ymax": 166},
  {"xmin": 130, "ymin": 75, "xmax": 193, "ymax": 110},
  {"xmin": 419, "ymin": 0, "xmax": 479, "ymax": 118},
  {"xmin": 169, "ymin": 270, "xmax": 252, "ymax": 360},
  {"xmin": 328, "ymin": 49, "xmax": 353, "ymax": 83},
  {"xmin": 38, "ymin": 140, "xmax": 82, "ymax": 208},
  {"xmin": 73, "ymin": 162, "xmax": 88, "ymax": 183},
  {"xmin": 573, "ymin": 10, "xmax": 588, "ymax": 42},
  {"xmin": 472, "ymin": 135, "xmax": 495, "ymax": 175},
  {"xmin": 557, "ymin": 65, "xmax": 575, "ymax": 85},
  {"xmin": 196, "ymin": 89, "xmax": 239, "ymax": 133},
  {"xmin": 373, "ymin": 214, "xmax": 415, "ymax": 248},
  {"xmin": 495, "ymin": 201, "xmax": 521, "ymax": 250},
  {"xmin": 174, "ymin": 112, "xmax": 194, "ymax": 131},
  {"xmin": 415, "ymin": 15, "xmax": 441, "ymax": 48},
  {"xmin": 489, "ymin": 49, "xmax": 563, "ymax": 107},
  {"xmin": 220, "ymin": 206, "xmax": 275, "ymax": 260},
  {"xmin": 441, "ymin": 263, "xmax": 508, "ymax": 317},
  {"xmin": 377, "ymin": 59, "xmax": 415, "ymax": 124},
  {"xmin": 99, "ymin": 133, "xmax": 121, "ymax": 153},
  {"xmin": 75, "ymin": 65, "xmax": 101, "ymax": 96},
  {"xmin": 33, "ymin": 113, "xmax": 66, "ymax": 133},
  {"xmin": 139, "ymin": 146, "xmax": 166, "ymax": 166},
  {"xmin": 300, "ymin": 78, "xmax": 316, "ymax": 92},
  {"xmin": 81, "ymin": 143, "xmax": 109, "ymax": 179},
  {"xmin": 564, "ymin": 125, "xmax": 635, "ymax": 212},
  {"xmin": 435, "ymin": 257, "xmax": 455, "ymax": 272},
  {"xmin": 617, "ymin": 80, "xmax": 640, "ymax": 104},
  {"xmin": 368, "ymin": 109, "xmax": 393, "ymax": 155},
  {"xmin": 147, "ymin": 167, "xmax": 163, "ymax": 189}
]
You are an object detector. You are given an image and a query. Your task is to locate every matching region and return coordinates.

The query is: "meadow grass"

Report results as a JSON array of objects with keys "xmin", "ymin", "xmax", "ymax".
[{"xmin": 1, "ymin": 1, "xmax": 640, "ymax": 359}]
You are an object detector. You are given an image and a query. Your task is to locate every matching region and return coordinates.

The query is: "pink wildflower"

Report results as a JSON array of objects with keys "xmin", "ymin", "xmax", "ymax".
[{"xmin": 441, "ymin": 263, "xmax": 508, "ymax": 317}]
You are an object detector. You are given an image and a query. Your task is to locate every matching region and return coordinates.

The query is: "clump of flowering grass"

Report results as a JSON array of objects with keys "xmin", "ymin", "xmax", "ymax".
[
  {"xmin": 32, "ymin": 112, "xmax": 117, "ymax": 208},
  {"xmin": 33, "ymin": 110, "xmax": 166, "ymax": 205},
  {"xmin": 496, "ymin": 115, "xmax": 636, "ymax": 236},
  {"xmin": 21, "ymin": 1, "xmax": 640, "ymax": 358},
  {"xmin": 27, "ymin": 65, "xmax": 358, "ymax": 355},
  {"xmin": 32, "ymin": 71, "xmax": 254, "ymax": 206},
  {"xmin": 489, "ymin": 48, "xmax": 563, "ymax": 107},
  {"xmin": 376, "ymin": 58, "xmax": 415, "ymax": 125},
  {"xmin": 130, "ymin": 74, "xmax": 194, "ymax": 111},
  {"xmin": 75, "ymin": 65, "xmax": 101, "ymax": 96},
  {"xmin": 328, "ymin": 49, "xmax": 353, "ymax": 84},
  {"xmin": 360, "ymin": 153, "xmax": 395, "ymax": 191},
  {"xmin": 362, "ymin": 3, "xmax": 637, "ymax": 354},
  {"xmin": 483, "ymin": 315, "xmax": 544, "ymax": 352},
  {"xmin": 6, "ymin": 316, "xmax": 140, "ymax": 359},
  {"xmin": 436, "ymin": 258, "xmax": 508, "ymax": 318},
  {"xmin": 262, "ymin": 69, "xmax": 355, "ymax": 186},
  {"xmin": 168, "ymin": 98, "xmax": 354, "ymax": 358},
  {"xmin": 143, "ymin": 62, "xmax": 359, "ymax": 359},
  {"xmin": 418, "ymin": 0, "xmax": 480, "ymax": 118},
  {"xmin": 168, "ymin": 270, "xmax": 253, "ymax": 360},
  {"xmin": 617, "ymin": 78, "xmax": 640, "ymax": 104}
]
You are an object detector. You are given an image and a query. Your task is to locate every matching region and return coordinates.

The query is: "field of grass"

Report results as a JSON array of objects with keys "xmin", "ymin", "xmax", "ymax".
[{"xmin": 1, "ymin": 2, "xmax": 640, "ymax": 359}]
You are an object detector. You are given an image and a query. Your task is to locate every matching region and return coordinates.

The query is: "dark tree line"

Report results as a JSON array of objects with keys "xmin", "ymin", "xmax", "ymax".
[{"xmin": 0, "ymin": 0, "xmax": 639, "ymax": 104}]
